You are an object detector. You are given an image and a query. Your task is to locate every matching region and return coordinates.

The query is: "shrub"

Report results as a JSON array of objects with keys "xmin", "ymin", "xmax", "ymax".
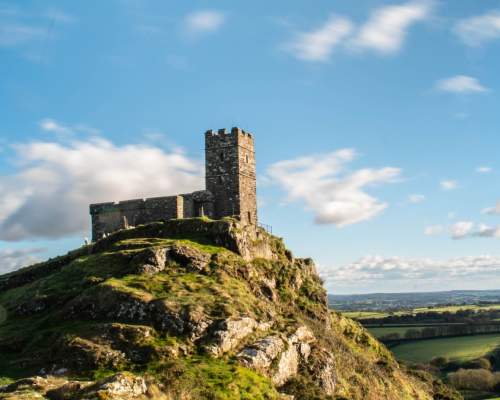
[
  {"xmin": 447, "ymin": 368, "xmax": 494, "ymax": 391},
  {"xmin": 430, "ymin": 356, "xmax": 449, "ymax": 368},
  {"xmin": 463, "ymin": 357, "xmax": 492, "ymax": 370}
]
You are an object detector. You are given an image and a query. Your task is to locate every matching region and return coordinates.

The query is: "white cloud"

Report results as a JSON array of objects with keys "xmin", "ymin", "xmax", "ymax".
[
  {"xmin": 483, "ymin": 201, "xmax": 500, "ymax": 216},
  {"xmin": 0, "ymin": 247, "xmax": 46, "ymax": 274},
  {"xmin": 450, "ymin": 221, "xmax": 474, "ymax": 239},
  {"xmin": 440, "ymin": 180, "xmax": 458, "ymax": 190},
  {"xmin": 320, "ymin": 254, "xmax": 500, "ymax": 285},
  {"xmin": 436, "ymin": 75, "xmax": 488, "ymax": 94},
  {"xmin": 350, "ymin": 0, "xmax": 433, "ymax": 54},
  {"xmin": 0, "ymin": 136, "xmax": 203, "ymax": 241},
  {"xmin": 184, "ymin": 10, "xmax": 225, "ymax": 35},
  {"xmin": 39, "ymin": 119, "xmax": 101, "ymax": 137},
  {"xmin": 454, "ymin": 11, "xmax": 500, "ymax": 47},
  {"xmin": 424, "ymin": 225, "xmax": 443, "ymax": 236},
  {"xmin": 474, "ymin": 224, "xmax": 500, "ymax": 238},
  {"xmin": 409, "ymin": 194, "xmax": 425, "ymax": 203},
  {"xmin": 286, "ymin": 15, "xmax": 354, "ymax": 62},
  {"xmin": 476, "ymin": 166, "xmax": 493, "ymax": 173},
  {"xmin": 267, "ymin": 149, "xmax": 401, "ymax": 226}
]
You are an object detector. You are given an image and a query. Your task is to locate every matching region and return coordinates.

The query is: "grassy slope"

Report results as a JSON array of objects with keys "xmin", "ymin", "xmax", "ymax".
[{"xmin": 0, "ymin": 224, "xmax": 459, "ymax": 399}]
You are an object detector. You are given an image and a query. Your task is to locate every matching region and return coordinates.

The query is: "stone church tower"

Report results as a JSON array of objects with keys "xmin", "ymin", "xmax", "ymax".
[{"xmin": 205, "ymin": 127, "xmax": 257, "ymax": 226}]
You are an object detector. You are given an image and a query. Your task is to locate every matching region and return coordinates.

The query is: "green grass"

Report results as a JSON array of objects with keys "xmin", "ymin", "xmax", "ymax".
[{"xmin": 391, "ymin": 333, "xmax": 500, "ymax": 363}]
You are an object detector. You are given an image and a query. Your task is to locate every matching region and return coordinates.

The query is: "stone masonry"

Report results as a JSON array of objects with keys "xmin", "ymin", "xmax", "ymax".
[{"xmin": 89, "ymin": 127, "xmax": 257, "ymax": 241}]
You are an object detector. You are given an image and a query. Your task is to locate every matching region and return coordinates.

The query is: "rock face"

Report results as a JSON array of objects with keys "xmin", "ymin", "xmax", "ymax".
[
  {"xmin": 238, "ymin": 326, "xmax": 316, "ymax": 386},
  {"xmin": 0, "ymin": 220, "xmax": 461, "ymax": 400}
]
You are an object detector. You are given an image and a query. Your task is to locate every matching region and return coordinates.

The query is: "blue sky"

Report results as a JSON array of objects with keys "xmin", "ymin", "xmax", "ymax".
[{"xmin": 1, "ymin": 0, "xmax": 500, "ymax": 294}]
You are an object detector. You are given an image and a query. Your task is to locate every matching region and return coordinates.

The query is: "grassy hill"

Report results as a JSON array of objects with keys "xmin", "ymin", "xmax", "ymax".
[{"xmin": 0, "ymin": 219, "xmax": 460, "ymax": 399}]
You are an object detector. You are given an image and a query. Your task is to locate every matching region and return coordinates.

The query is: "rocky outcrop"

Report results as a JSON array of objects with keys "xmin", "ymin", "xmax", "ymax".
[
  {"xmin": 238, "ymin": 326, "xmax": 316, "ymax": 387},
  {"xmin": 206, "ymin": 317, "xmax": 272, "ymax": 356}
]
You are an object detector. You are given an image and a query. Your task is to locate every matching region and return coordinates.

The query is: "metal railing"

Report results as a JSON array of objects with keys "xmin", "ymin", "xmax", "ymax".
[{"xmin": 258, "ymin": 222, "xmax": 272, "ymax": 234}]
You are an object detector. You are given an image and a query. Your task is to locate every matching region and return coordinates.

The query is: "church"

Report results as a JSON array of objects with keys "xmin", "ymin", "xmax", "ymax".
[{"xmin": 89, "ymin": 127, "xmax": 257, "ymax": 241}]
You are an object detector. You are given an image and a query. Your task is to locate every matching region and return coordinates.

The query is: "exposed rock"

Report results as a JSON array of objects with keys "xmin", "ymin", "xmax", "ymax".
[
  {"xmin": 289, "ymin": 326, "xmax": 315, "ymax": 345},
  {"xmin": 131, "ymin": 247, "xmax": 167, "ymax": 274},
  {"xmin": 184, "ymin": 305, "xmax": 212, "ymax": 341},
  {"xmin": 56, "ymin": 336, "xmax": 127, "ymax": 370},
  {"xmin": 168, "ymin": 244, "xmax": 211, "ymax": 273},
  {"xmin": 80, "ymin": 372, "xmax": 147, "ymax": 399},
  {"xmin": 273, "ymin": 345, "xmax": 299, "ymax": 386},
  {"xmin": 238, "ymin": 326, "xmax": 316, "ymax": 387},
  {"xmin": 318, "ymin": 357, "xmax": 336, "ymax": 396},
  {"xmin": 206, "ymin": 317, "xmax": 271, "ymax": 356},
  {"xmin": 0, "ymin": 376, "xmax": 90, "ymax": 400},
  {"xmin": 238, "ymin": 336, "xmax": 285, "ymax": 372}
]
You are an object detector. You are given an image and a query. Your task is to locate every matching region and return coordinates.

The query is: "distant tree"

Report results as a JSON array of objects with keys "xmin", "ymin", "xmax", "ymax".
[{"xmin": 404, "ymin": 329, "xmax": 421, "ymax": 340}]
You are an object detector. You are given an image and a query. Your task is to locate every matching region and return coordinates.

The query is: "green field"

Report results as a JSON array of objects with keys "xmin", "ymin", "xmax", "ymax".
[
  {"xmin": 343, "ymin": 303, "xmax": 500, "ymax": 320},
  {"xmin": 391, "ymin": 333, "xmax": 500, "ymax": 363}
]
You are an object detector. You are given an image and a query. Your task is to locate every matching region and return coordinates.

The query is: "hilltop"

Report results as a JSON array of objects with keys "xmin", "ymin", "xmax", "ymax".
[{"xmin": 0, "ymin": 218, "xmax": 460, "ymax": 399}]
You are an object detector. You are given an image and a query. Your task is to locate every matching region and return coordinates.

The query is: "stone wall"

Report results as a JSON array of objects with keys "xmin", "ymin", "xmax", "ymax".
[{"xmin": 90, "ymin": 195, "xmax": 183, "ymax": 241}]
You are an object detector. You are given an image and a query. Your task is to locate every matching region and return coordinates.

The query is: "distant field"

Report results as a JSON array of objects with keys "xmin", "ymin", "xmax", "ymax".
[
  {"xmin": 391, "ymin": 333, "xmax": 500, "ymax": 363},
  {"xmin": 342, "ymin": 311, "xmax": 388, "ymax": 319},
  {"xmin": 343, "ymin": 303, "xmax": 500, "ymax": 320}
]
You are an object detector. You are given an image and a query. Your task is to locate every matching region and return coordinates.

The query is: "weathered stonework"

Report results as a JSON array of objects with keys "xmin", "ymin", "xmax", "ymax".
[{"xmin": 90, "ymin": 127, "xmax": 257, "ymax": 241}]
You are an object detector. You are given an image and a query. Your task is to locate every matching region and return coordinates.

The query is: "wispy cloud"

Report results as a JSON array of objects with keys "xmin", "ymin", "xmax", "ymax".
[
  {"xmin": 349, "ymin": 0, "xmax": 433, "ymax": 54},
  {"xmin": 436, "ymin": 75, "xmax": 488, "ymax": 94},
  {"xmin": 286, "ymin": 15, "xmax": 353, "ymax": 62},
  {"xmin": 454, "ymin": 11, "xmax": 500, "ymax": 47},
  {"xmin": 39, "ymin": 118, "xmax": 101, "ymax": 138},
  {"xmin": 184, "ymin": 10, "xmax": 225, "ymax": 35},
  {"xmin": 476, "ymin": 166, "xmax": 493, "ymax": 174},
  {"xmin": 424, "ymin": 225, "xmax": 443, "ymax": 236},
  {"xmin": 0, "ymin": 24, "xmax": 47, "ymax": 47},
  {"xmin": 409, "ymin": 194, "xmax": 425, "ymax": 203},
  {"xmin": 0, "ymin": 130, "xmax": 203, "ymax": 241},
  {"xmin": 267, "ymin": 149, "xmax": 401, "ymax": 226},
  {"xmin": 440, "ymin": 179, "xmax": 458, "ymax": 190},
  {"xmin": 482, "ymin": 202, "xmax": 500, "ymax": 216},
  {"xmin": 0, "ymin": 247, "xmax": 46, "ymax": 274}
]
